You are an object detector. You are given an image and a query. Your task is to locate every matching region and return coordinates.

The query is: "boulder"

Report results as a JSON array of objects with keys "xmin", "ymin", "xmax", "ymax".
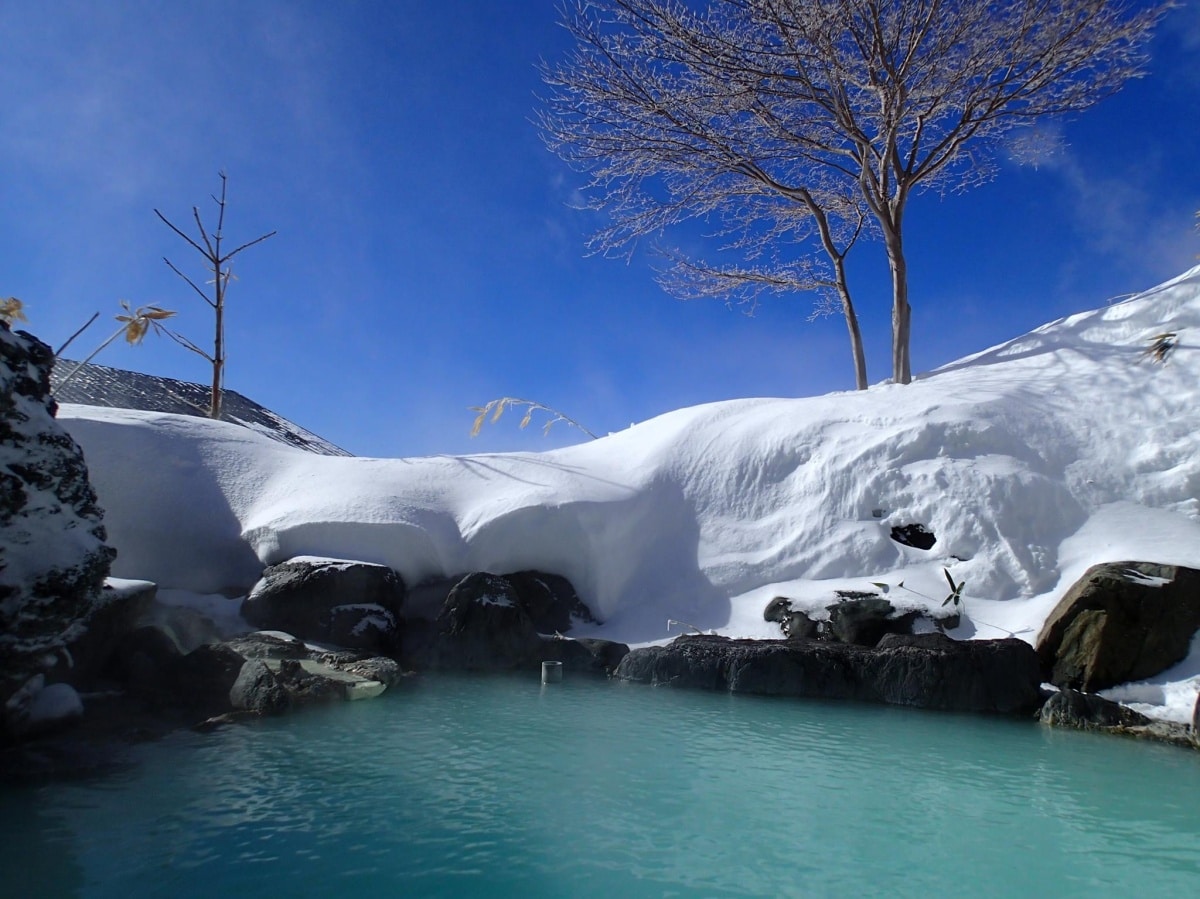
[
  {"xmin": 763, "ymin": 597, "xmax": 818, "ymax": 639},
  {"xmin": 1, "ymin": 675, "xmax": 85, "ymax": 740},
  {"xmin": 1036, "ymin": 562, "xmax": 1200, "ymax": 692},
  {"xmin": 890, "ymin": 523, "xmax": 936, "ymax": 550},
  {"xmin": 1038, "ymin": 689, "xmax": 1151, "ymax": 731},
  {"xmin": 229, "ymin": 659, "xmax": 291, "ymax": 714},
  {"xmin": 0, "ymin": 324, "xmax": 116, "ymax": 705},
  {"xmin": 614, "ymin": 633, "xmax": 1043, "ymax": 715},
  {"xmin": 505, "ymin": 570, "xmax": 599, "ymax": 632},
  {"xmin": 159, "ymin": 632, "xmax": 400, "ymax": 718},
  {"xmin": 62, "ymin": 580, "xmax": 157, "ymax": 688},
  {"xmin": 109, "ymin": 624, "xmax": 186, "ymax": 695},
  {"xmin": 241, "ymin": 557, "xmax": 406, "ymax": 652},
  {"xmin": 1039, "ymin": 688, "xmax": 1197, "ymax": 749},
  {"xmin": 825, "ymin": 597, "xmax": 917, "ymax": 646},
  {"xmin": 422, "ymin": 573, "xmax": 542, "ymax": 671}
]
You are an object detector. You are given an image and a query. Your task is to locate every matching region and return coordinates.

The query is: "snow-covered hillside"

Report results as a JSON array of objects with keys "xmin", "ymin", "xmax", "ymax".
[{"xmin": 58, "ymin": 266, "xmax": 1200, "ymax": 719}]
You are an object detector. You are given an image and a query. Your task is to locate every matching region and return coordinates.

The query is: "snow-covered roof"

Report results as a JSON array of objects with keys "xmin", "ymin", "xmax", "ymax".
[{"xmin": 51, "ymin": 358, "xmax": 351, "ymax": 457}]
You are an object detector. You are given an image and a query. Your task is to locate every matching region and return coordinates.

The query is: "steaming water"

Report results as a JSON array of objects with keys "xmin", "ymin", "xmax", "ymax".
[{"xmin": 3, "ymin": 675, "xmax": 1200, "ymax": 897}]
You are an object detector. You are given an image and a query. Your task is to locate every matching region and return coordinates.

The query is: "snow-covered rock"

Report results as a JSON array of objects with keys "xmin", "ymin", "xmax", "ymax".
[{"xmin": 0, "ymin": 324, "xmax": 115, "ymax": 706}]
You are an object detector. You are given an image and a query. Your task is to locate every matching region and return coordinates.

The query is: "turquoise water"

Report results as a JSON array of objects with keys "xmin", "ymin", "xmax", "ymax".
[{"xmin": 3, "ymin": 675, "xmax": 1200, "ymax": 897}]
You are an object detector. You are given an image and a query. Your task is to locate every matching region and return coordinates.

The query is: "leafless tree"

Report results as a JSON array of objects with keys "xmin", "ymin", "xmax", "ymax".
[
  {"xmin": 156, "ymin": 172, "xmax": 275, "ymax": 418},
  {"xmin": 541, "ymin": 0, "xmax": 1172, "ymax": 387}
]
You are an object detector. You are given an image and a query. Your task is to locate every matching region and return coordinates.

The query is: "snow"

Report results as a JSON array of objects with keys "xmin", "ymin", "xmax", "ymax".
[{"xmin": 56, "ymin": 265, "xmax": 1200, "ymax": 722}]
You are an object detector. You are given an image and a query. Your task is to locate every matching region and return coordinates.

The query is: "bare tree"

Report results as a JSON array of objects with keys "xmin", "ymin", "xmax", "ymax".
[
  {"xmin": 156, "ymin": 172, "xmax": 276, "ymax": 418},
  {"xmin": 541, "ymin": 0, "xmax": 1172, "ymax": 386}
]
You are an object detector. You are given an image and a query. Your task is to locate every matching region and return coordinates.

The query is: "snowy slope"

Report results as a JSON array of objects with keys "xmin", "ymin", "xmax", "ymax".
[{"xmin": 57, "ymin": 266, "xmax": 1200, "ymax": 719}]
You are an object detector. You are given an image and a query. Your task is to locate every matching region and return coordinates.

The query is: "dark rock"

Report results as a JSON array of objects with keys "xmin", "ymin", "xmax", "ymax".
[
  {"xmin": 423, "ymin": 573, "xmax": 542, "ymax": 671},
  {"xmin": 171, "ymin": 643, "xmax": 249, "ymax": 714},
  {"xmin": 229, "ymin": 659, "xmax": 290, "ymax": 714},
  {"xmin": 325, "ymin": 654, "xmax": 404, "ymax": 687},
  {"xmin": 890, "ymin": 523, "xmax": 936, "ymax": 550},
  {"xmin": 1038, "ymin": 689, "xmax": 1152, "ymax": 730},
  {"xmin": 825, "ymin": 597, "xmax": 917, "ymax": 646},
  {"xmin": 0, "ymin": 324, "xmax": 116, "ymax": 704},
  {"xmin": 1038, "ymin": 688, "xmax": 1198, "ymax": 750},
  {"xmin": 274, "ymin": 658, "xmax": 344, "ymax": 703},
  {"xmin": 62, "ymin": 581, "xmax": 157, "ymax": 688},
  {"xmin": 1035, "ymin": 562, "xmax": 1200, "ymax": 692},
  {"xmin": 225, "ymin": 631, "xmax": 310, "ymax": 660},
  {"xmin": 764, "ymin": 597, "xmax": 818, "ymax": 639},
  {"xmin": 326, "ymin": 603, "xmax": 399, "ymax": 654},
  {"xmin": 165, "ymin": 632, "xmax": 400, "ymax": 716},
  {"xmin": 614, "ymin": 633, "xmax": 1043, "ymax": 715},
  {"xmin": 505, "ymin": 570, "xmax": 599, "ymax": 632},
  {"xmin": 240, "ymin": 557, "xmax": 406, "ymax": 649},
  {"xmin": 109, "ymin": 624, "xmax": 185, "ymax": 695}
]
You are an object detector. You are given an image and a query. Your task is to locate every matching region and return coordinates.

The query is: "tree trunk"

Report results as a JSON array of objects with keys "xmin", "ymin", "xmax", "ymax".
[
  {"xmin": 210, "ymin": 271, "xmax": 224, "ymax": 419},
  {"xmin": 832, "ymin": 255, "xmax": 868, "ymax": 390},
  {"xmin": 882, "ymin": 221, "xmax": 912, "ymax": 385}
]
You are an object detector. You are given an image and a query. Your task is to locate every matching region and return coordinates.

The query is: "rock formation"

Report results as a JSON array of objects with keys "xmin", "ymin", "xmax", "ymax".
[
  {"xmin": 614, "ymin": 632, "xmax": 1043, "ymax": 715},
  {"xmin": 0, "ymin": 324, "xmax": 116, "ymax": 717},
  {"xmin": 1036, "ymin": 562, "xmax": 1200, "ymax": 692}
]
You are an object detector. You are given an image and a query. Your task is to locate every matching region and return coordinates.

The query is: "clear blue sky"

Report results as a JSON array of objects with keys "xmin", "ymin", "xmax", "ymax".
[{"xmin": 4, "ymin": 1, "xmax": 1198, "ymax": 457}]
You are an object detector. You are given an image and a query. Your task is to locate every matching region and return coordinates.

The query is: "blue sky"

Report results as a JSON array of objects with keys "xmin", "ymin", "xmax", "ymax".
[{"xmin": 4, "ymin": 1, "xmax": 1199, "ymax": 457}]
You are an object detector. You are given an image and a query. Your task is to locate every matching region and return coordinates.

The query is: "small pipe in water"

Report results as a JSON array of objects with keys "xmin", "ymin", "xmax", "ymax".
[{"xmin": 541, "ymin": 660, "xmax": 563, "ymax": 684}]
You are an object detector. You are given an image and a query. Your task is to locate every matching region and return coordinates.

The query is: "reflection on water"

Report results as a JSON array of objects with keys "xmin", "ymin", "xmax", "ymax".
[{"xmin": 2, "ymin": 674, "xmax": 1199, "ymax": 897}]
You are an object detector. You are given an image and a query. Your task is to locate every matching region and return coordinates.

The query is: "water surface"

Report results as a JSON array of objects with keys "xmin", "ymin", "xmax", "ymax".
[{"xmin": 2, "ymin": 674, "xmax": 1199, "ymax": 897}]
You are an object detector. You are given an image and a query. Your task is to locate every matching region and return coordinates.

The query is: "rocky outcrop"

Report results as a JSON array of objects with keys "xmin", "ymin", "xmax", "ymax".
[
  {"xmin": 825, "ymin": 597, "xmax": 919, "ymax": 646},
  {"xmin": 0, "ymin": 324, "xmax": 116, "ymax": 708},
  {"xmin": 156, "ymin": 631, "xmax": 403, "ymax": 719},
  {"xmin": 1036, "ymin": 562, "xmax": 1200, "ymax": 692},
  {"xmin": 412, "ymin": 572, "xmax": 614, "ymax": 673},
  {"xmin": 1039, "ymin": 688, "xmax": 1197, "ymax": 750},
  {"xmin": 614, "ymin": 633, "xmax": 1043, "ymax": 715},
  {"xmin": 1038, "ymin": 688, "xmax": 1152, "ymax": 730},
  {"xmin": 420, "ymin": 573, "xmax": 543, "ymax": 670},
  {"xmin": 241, "ymin": 557, "xmax": 407, "ymax": 654},
  {"xmin": 763, "ymin": 594, "xmax": 949, "ymax": 643}
]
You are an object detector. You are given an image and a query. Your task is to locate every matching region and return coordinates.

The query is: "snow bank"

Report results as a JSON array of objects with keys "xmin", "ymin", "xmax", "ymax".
[{"xmin": 57, "ymin": 266, "xmax": 1200, "ymax": 719}]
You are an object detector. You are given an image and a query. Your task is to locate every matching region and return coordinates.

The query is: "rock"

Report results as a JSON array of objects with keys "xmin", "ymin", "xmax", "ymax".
[
  {"xmin": 109, "ymin": 624, "xmax": 186, "ymax": 695},
  {"xmin": 164, "ymin": 632, "xmax": 399, "ymax": 716},
  {"xmin": 825, "ymin": 597, "xmax": 917, "ymax": 646},
  {"xmin": 614, "ymin": 633, "xmax": 1043, "ymax": 715},
  {"xmin": 505, "ymin": 570, "xmax": 599, "ymax": 632},
  {"xmin": 1038, "ymin": 689, "xmax": 1151, "ymax": 730},
  {"xmin": 1193, "ymin": 693, "xmax": 1200, "ymax": 744},
  {"xmin": 0, "ymin": 324, "xmax": 117, "ymax": 705},
  {"xmin": 1036, "ymin": 562, "xmax": 1200, "ymax": 692},
  {"xmin": 1, "ymin": 675, "xmax": 84, "ymax": 740},
  {"xmin": 890, "ymin": 523, "xmax": 936, "ymax": 550},
  {"xmin": 1039, "ymin": 688, "xmax": 1198, "ymax": 749},
  {"xmin": 229, "ymin": 659, "xmax": 290, "ymax": 714},
  {"xmin": 325, "ymin": 603, "xmax": 399, "ymax": 653},
  {"xmin": 763, "ymin": 597, "xmax": 818, "ymax": 639},
  {"xmin": 61, "ymin": 580, "xmax": 157, "ymax": 688},
  {"xmin": 241, "ymin": 557, "xmax": 406, "ymax": 652},
  {"xmin": 171, "ymin": 643, "xmax": 250, "ymax": 715},
  {"xmin": 423, "ymin": 573, "xmax": 542, "ymax": 671}
]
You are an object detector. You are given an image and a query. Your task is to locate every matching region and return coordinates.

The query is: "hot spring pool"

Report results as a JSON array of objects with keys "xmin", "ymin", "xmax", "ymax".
[{"xmin": 3, "ymin": 674, "xmax": 1199, "ymax": 897}]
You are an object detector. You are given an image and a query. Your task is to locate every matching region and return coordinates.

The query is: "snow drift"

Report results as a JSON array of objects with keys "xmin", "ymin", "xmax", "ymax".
[{"xmin": 57, "ymin": 266, "xmax": 1200, "ymax": 717}]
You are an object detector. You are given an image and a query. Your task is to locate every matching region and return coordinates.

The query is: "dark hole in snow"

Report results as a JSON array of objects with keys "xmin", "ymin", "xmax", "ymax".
[{"xmin": 890, "ymin": 523, "xmax": 936, "ymax": 550}]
